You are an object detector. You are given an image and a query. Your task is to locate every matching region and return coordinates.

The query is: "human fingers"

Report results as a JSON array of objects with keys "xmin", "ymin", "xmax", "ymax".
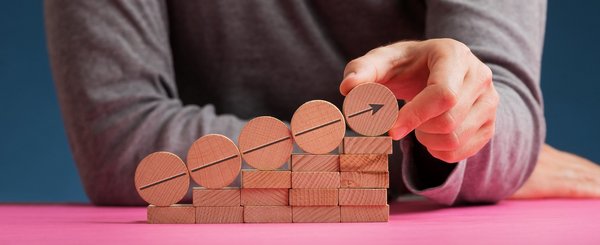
[
  {"xmin": 388, "ymin": 42, "xmax": 470, "ymax": 139},
  {"xmin": 417, "ymin": 58, "xmax": 493, "ymax": 134},
  {"xmin": 339, "ymin": 43, "xmax": 414, "ymax": 96},
  {"xmin": 414, "ymin": 85, "xmax": 498, "ymax": 152}
]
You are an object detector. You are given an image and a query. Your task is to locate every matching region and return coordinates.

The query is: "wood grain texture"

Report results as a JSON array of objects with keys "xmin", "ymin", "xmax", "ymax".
[
  {"xmin": 291, "ymin": 100, "xmax": 346, "ymax": 154},
  {"xmin": 241, "ymin": 170, "xmax": 291, "ymax": 188},
  {"xmin": 238, "ymin": 116, "xmax": 293, "ymax": 170},
  {"xmin": 135, "ymin": 152, "xmax": 190, "ymax": 206},
  {"xmin": 343, "ymin": 83, "xmax": 398, "ymax": 136},
  {"xmin": 340, "ymin": 205, "xmax": 389, "ymax": 222},
  {"xmin": 291, "ymin": 154, "xmax": 339, "ymax": 172},
  {"xmin": 187, "ymin": 134, "xmax": 242, "ymax": 189},
  {"xmin": 342, "ymin": 136, "xmax": 393, "ymax": 154},
  {"xmin": 192, "ymin": 187, "xmax": 240, "ymax": 207},
  {"xmin": 147, "ymin": 204, "xmax": 195, "ymax": 224},
  {"xmin": 339, "ymin": 154, "xmax": 388, "ymax": 172},
  {"xmin": 289, "ymin": 189, "xmax": 338, "ymax": 206},
  {"xmin": 244, "ymin": 206, "xmax": 292, "ymax": 223},
  {"xmin": 338, "ymin": 189, "xmax": 387, "ymax": 206},
  {"xmin": 340, "ymin": 172, "xmax": 389, "ymax": 188},
  {"xmin": 291, "ymin": 172, "xmax": 340, "ymax": 189},
  {"xmin": 241, "ymin": 188, "xmax": 289, "ymax": 206},
  {"xmin": 196, "ymin": 206, "xmax": 244, "ymax": 224},
  {"xmin": 292, "ymin": 206, "xmax": 341, "ymax": 223}
]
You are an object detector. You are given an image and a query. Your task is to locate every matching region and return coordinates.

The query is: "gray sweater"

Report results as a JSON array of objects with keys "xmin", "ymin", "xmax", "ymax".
[{"xmin": 45, "ymin": 0, "xmax": 546, "ymax": 205}]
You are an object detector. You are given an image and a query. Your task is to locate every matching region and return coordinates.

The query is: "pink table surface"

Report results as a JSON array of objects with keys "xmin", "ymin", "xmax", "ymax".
[{"xmin": 1, "ymin": 199, "xmax": 599, "ymax": 245}]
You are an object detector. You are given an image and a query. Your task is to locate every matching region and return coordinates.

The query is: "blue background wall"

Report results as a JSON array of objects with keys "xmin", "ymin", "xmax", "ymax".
[{"xmin": 1, "ymin": 1, "xmax": 599, "ymax": 203}]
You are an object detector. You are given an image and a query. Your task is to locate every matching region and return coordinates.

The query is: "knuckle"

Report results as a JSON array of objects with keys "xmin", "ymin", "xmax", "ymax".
[
  {"xmin": 367, "ymin": 46, "xmax": 393, "ymax": 56},
  {"xmin": 436, "ymin": 85, "xmax": 459, "ymax": 108},
  {"xmin": 433, "ymin": 38, "xmax": 471, "ymax": 56},
  {"xmin": 483, "ymin": 122, "xmax": 496, "ymax": 140},
  {"xmin": 482, "ymin": 65, "xmax": 493, "ymax": 83},
  {"xmin": 444, "ymin": 132, "xmax": 461, "ymax": 150},
  {"xmin": 431, "ymin": 150, "xmax": 460, "ymax": 163}
]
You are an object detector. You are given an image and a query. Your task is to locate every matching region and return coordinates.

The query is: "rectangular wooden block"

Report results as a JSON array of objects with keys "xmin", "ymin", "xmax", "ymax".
[
  {"xmin": 244, "ymin": 206, "xmax": 292, "ymax": 223},
  {"xmin": 340, "ymin": 172, "xmax": 389, "ymax": 188},
  {"xmin": 289, "ymin": 189, "xmax": 338, "ymax": 206},
  {"xmin": 291, "ymin": 154, "xmax": 339, "ymax": 172},
  {"xmin": 342, "ymin": 136, "xmax": 393, "ymax": 154},
  {"xmin": 339, "ymin": 189, "xmax": 387, "ymax": 206},
  {"xmin": 193, "ymin": 187, "xmax": 240, "ymax": 207},
  {"xmin": 196, "ymin": 206, "xmax": 244, "ymax": 224},
  {"xmin": 292, "ymin": 206, "xmax": 341, "ymax": 223},
  {"xmin": 339, "ymin": 154, "xmax": 388, "ymax": 172},
  {"xmin": 340, "ymin": 205, "xmax": 389, "ymax": 222},
  {"xmin": 147, "ymin": 204, "xmax": 195, "ymax": 224},
  {"xmin": 241, "ymin": 188, "xmax": 289, "ymax": 206},
  {"xmin": 242, "ymin": 170, "xmax": 291, "ymax": 188},
  {"xmin": 292, "ymin": 172, "xmax": 340, "ymax": 189}
]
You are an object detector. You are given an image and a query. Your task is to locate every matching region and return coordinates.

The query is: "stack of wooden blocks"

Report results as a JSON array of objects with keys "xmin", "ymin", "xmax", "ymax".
[{"xmin": 137, "ymin": 83, "xmax": 399, "ymax": 224}]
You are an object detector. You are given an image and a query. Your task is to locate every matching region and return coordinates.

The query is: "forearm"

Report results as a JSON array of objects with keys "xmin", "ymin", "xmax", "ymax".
[
  {"xmin": 45, "ymin": 0, "xmax": 246, "ymax": 205},
  {"xmin": 399, "ymin": 0, "xmax": 547, "ymax": 204}
]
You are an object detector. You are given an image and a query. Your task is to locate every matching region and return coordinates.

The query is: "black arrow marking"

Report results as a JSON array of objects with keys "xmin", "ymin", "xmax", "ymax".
[
  {"xmin": 242, "ymin": 135, "xmax": 292, "ymax": 155},
  {"xmin": 139, "ymin": 172, "xmax": 187, "ymax": 190},
  {"xmin": 190, "ymin": 154, "xmax": 239, "ymax": 173},
  {"xmin": 347, "ymin": 104, "xmax": 384, "ymax": 118},
  {"xmin": 294, "ymin": 118, "xmax": 343, "ymax": 137}
]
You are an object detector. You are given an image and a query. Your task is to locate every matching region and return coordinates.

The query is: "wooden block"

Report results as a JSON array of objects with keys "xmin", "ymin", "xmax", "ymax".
[
  {"xmin": 291, "ymin": 100, "xmax": 346, "ymax": 154},
  {"xmin": 292, "ymin": 172, "xmax": 340, "ymax": 189},
  {"xmin": 291, "ymin": 154, "xmax": 339, "ymax": 172},
  {"xmin": 340, "ymin": 154, "xmax": 388, "ymax": 172},
  {"xmin": 147, "ymin": 204, "xmax": 195, "ymax": 224},
  {"xmin": 338, "ymin": 189, "xmax": 387, "ymax": 206},
  {"xmin": 193, "ymin": 187, "xmax": 240, "ymax": 207},
  {"xmin": 187, "ymin": 134, "xmax": 242, "ymax": 189},
  {"xmin": 242, "ymin": 170, "xmax": 291, "ymax": 188},
  {"xmin": 238, "ymin": 116, "xmax": 294, "ymax": 170},
  {"xmin": 196, "ymin": 206, "xmax": 244, "ymax": 224},
  {"xmin": 241, "ymin": 188, "xmax": 289, "ymax": 206},
  {"xmin": 342, "ymin": 136, "xmax": 393, "ymax": 154},
  {"xmin": 292, "ymin": 206, "xmax": 340, "ymax": 223},
  {"xmin": 135, "ymin": 152, "xmax": 190, "ymax": 206},
  {"xmin": 244, "ymin": 206, "xmax": 292, "ymax": 223},
  {"xmin": 289, "ymin": 189, "xmax": 338, "ymax": 206},
  {"xmin": 340, "ymin": 172, "xmax": 389, "ymax": 188},
  {"xmin": 343, "ymin": 83, "xmax": 398, "ymax": 136},
  {"xmin": 340, "ymin": 205, "xmax": 389, "ymax": 222}
]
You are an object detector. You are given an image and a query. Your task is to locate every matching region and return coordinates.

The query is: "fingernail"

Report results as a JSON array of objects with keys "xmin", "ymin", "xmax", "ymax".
[{"xmin": 344, "ymin": 72, "xmax": 356, "ymax": 79}]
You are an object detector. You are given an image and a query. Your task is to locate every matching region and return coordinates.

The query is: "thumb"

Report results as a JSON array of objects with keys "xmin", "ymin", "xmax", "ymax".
[{"xmin": 339, "ymin": 47, "xmax": 400, "ymax": 96}]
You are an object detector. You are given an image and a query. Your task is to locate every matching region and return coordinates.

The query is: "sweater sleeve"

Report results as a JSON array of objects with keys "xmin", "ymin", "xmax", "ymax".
[
  {"xmin": 400, "ymin": 0, "xmax": 547, "ymax": 205},
  {"xmin": 45, "ymin": 0, "xmax": 245, "ymax": 205}
]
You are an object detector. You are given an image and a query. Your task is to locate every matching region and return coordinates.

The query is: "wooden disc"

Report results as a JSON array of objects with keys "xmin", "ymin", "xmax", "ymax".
[
  {"xmin": 343, "ymin": 83, "xmax": 399, "ymax": 136},
  {"xmin": 291, "ymin": 100, "xmax": 346, "ymax": 154},
  {"xmin": 238, "ymin": 116, "xmax": 293, "ymax": 170},
  {"xmin": 134, "ymin": 152, "xmax": 190, "ymax": 206},
  {"xmin": 187, "ymin": 134, "xmax": 242, "ymax": 188}
]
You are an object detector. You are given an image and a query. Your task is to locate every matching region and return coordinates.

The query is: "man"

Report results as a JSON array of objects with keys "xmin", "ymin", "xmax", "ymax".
[{"xmin": 45, "ymin": 0, "xmax": 599, "ymax": 205}]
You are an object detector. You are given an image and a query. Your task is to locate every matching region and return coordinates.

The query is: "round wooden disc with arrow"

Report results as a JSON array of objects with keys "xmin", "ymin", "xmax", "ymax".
[
  {"xmin": 343, "ymin": 83, "xmax": 398, "ymax": 136},
  {"xmin": 186, "ymin": 134, "xmax": 242, "ymax": 189}
]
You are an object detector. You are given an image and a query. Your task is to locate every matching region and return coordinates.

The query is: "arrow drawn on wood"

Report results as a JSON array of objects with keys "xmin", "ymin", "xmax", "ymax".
[{"xmin": 347, "ymin": 104, "xmax": 384, "ymax": 118}]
